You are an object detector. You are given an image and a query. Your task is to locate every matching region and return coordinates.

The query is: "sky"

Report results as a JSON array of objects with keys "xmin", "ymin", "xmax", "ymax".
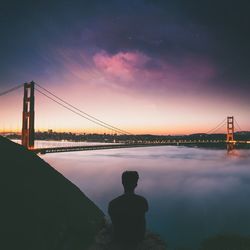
[{"xmin": 0, "ymin": 0, "xmax": 250, "ymax": 134}]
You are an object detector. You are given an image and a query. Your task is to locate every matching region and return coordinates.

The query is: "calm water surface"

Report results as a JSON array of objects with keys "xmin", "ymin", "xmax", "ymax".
[{"xmin": 41, "ymin": 145, "xmax": 250, "ymax": 249}]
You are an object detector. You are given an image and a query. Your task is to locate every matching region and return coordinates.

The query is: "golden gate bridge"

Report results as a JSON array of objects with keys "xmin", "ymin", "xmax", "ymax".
[{"xmin": 0, "ymin": 81, "xmax": 247, "ymax": 154}]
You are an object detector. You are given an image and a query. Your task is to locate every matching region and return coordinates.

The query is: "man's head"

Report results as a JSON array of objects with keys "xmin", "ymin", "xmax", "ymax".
[{"xmin": 122, "ymin": 171, "xmax": 139, "ymax": 193}]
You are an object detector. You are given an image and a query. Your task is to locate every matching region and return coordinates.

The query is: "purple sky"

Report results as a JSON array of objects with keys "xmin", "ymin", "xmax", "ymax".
[{"xmin": 0, "ymin": 0, "xmax": 249, "ymax": 134}]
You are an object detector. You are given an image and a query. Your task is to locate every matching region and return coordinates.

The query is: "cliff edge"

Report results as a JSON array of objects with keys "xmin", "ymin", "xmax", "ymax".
[{"xmin": 0, "ymin": 137, "xmax": 104, "ymax": 250}]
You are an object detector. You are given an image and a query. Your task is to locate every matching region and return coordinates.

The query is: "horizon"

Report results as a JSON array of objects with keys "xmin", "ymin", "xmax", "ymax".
[{"xmin": 1, "ymin": 129, "xmax": 247, "ymax": 137}]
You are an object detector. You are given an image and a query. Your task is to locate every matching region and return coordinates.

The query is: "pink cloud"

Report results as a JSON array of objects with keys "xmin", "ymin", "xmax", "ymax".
[
  {"xmin": 48, "ymin": 47, "xmax": 217, "ymax": 95},
  {"xmin": 93, "ymin": 50, "xmax": 150, "ymax": 81},
  {"xmin": 93, "ymin": 50, "xmax": 216, "ymax": 89}
]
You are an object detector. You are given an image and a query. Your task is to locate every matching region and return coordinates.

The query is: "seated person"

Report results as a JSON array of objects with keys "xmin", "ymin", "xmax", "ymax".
[{"xmin": 108, "ymin": 171, "xmax": 148, "ymax": 246}]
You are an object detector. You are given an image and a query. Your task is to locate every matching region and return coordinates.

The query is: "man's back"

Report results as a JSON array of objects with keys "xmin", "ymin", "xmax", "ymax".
[{"xmin": 108, "ymin": 193, "xmax": 148, "ymax": 244}]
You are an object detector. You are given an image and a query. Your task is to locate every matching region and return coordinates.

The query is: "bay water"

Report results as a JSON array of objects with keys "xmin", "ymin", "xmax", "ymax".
[{"xmin": 40, "ymin": 145, "xmax": 250, "ymax": 249}]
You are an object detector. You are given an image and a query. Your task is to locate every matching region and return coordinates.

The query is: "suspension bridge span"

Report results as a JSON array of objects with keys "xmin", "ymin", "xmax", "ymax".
[{"xmin": 0, "ymin": 81, "xmax": 247, "ymax": 154}]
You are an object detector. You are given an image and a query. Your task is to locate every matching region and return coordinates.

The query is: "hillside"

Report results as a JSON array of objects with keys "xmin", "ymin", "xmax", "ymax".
[{"xmin": 0, "ymin": 136, "xmax": 104, "ymax": 250}]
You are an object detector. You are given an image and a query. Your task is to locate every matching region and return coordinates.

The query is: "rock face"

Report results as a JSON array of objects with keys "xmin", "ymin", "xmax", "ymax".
[{"xmin": 0, "ymin": 137, "xmax": 104, "ymax": 250}]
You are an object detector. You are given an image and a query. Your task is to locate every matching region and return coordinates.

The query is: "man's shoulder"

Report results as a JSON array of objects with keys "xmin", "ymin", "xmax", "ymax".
[
  {"xmin": 133, "ymin": 194, "xmax": 148, "ymax": 207},
  {"xmin": 110, "ymin": 194, "xmax": 147, "ymax": 203},
  {"xmin": 109, "ymin": 194, "xmax": 149, "ymax": 213},
  {"xmin": 109, "ymin": 195, "xmax": 125, "ymax": 206},
  {"xmin": 134, "ymin": 194, "xmax": 147, "ymax": 202}
]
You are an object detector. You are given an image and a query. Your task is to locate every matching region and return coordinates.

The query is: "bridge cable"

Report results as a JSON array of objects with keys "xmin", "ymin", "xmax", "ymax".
[
  {"xmin": 35, "ymin": 83, "xmax": 135, "ymax": 136},
  {"xmin": 206, "ymin": 119, "xmax": 226, "ymax": 134},
  {"xmin": 211, "ymin": 122, "xmax": 227, "ymax": 134},
  {"xmin": 0, "ymin": 84, "xmax": 23, "ymax": 97},
  {"xmin": 35, "ymin": 88, "xmax": 127, "ymax": 135},
  {"xmin": 234, "ymin": 119, "xmax": 242, "ymax": 132},
  {"xmin": 36, "ymin": 88, "xmax": 138, "ymax": 137},
  {"xmin": 205, "ymin": 118, "xmax": 227, "ymax": 134},
  {"xmin": 204, "ymin": 123, "xmax": 226, "ymax": 135}
]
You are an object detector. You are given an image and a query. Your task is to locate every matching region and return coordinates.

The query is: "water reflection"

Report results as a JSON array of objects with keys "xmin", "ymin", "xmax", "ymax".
[{"xmin": 41, "ymin": 146, "xmax": 250, "ymax": 249}]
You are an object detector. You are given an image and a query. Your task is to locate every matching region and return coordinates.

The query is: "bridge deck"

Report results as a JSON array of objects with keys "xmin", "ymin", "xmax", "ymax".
[{"xmin": 30, "ymin": 140, "xmax": 237, "ymax": 154}]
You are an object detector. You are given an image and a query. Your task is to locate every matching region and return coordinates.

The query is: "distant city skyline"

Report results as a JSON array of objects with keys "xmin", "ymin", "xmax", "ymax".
[{"xmin": 1, "ymin": 1, "xmax": 250, "ymax": 134}]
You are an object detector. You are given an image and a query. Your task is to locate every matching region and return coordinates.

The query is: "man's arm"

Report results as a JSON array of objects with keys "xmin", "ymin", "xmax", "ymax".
[{"xmin": 143, "ymin": 198, "xmax": 149, "ymax": 212}]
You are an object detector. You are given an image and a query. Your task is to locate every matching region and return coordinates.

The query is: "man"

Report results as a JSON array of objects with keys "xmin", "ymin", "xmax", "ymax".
[{"xmin": 108, "ymin": 171, "xmax": 148, "ymax": 247}]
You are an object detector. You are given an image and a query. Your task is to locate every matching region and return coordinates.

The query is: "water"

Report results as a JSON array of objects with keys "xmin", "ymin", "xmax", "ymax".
[{"xmin": 40, "ymin": 144, "xmax": 250, "ymax": 249}]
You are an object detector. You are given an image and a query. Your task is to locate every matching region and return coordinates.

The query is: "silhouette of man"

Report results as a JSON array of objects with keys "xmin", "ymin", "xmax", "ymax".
[{"xmin": 108, "ymin": 171, "xmax": 148, "ymax": 247}]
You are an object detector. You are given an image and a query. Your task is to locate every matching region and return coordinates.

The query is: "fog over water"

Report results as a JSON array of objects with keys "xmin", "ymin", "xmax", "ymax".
[{"xmin": 42, "ymin": 146, "xmax": 250, "ymax": 249}]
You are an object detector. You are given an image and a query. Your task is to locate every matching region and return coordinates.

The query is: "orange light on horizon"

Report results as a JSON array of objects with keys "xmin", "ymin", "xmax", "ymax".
[{"xmin": 1, "ymin": 76, "xmax": 250, "ymax": 136}]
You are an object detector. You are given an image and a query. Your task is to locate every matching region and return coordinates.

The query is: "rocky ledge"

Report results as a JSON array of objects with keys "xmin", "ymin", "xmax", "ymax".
[{"xmin": 0, "ymin": 137, "xmax": 104, "ymax": 250}]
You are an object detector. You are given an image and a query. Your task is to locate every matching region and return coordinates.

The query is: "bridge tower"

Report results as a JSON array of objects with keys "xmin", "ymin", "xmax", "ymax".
[
  {"xmin": 226, "ymin": 116, "xmax": 234, "ymax": 142},
  {"xmin": 22, "ymin": 81, "xmax": 35, "ymax": 149}
]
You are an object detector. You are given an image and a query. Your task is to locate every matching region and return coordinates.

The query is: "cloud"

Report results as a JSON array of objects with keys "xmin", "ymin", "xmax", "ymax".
[
  {"xmin": 92, "ymin": 50, "xmax": 216, "ymax": 91},
  {"xmin": 93, "ymin": 50, "xmax": 155, "ymax": 81},
  {"xmin": 1, "ymin": 0, "xmax": 250, "ymax": 99}
]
